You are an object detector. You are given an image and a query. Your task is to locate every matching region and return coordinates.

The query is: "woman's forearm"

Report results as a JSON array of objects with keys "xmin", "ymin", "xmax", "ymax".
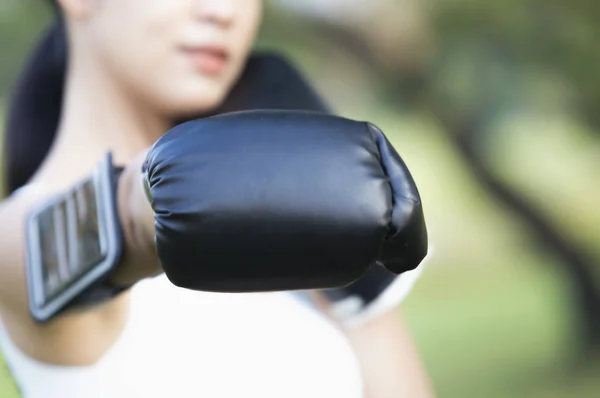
[{"xmin": 345, "ymin": 309, "xmax": 435, "ymax": 398}]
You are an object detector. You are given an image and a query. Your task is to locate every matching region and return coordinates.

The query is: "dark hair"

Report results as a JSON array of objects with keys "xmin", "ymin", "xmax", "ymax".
[{"xmin": 3, "ymin": 11, "xmax": 67, "ymax": 195}]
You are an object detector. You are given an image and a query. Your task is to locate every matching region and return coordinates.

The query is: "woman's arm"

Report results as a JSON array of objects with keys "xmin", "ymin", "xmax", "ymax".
[{"xmin": 345, "ymin": 309, "xmax": 435, "ymax": 398}]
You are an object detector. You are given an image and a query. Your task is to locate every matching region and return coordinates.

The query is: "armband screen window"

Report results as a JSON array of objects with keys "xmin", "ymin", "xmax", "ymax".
[{"xmin": 37, "ymin": 178, "xmax": 106, "ymax": 304}]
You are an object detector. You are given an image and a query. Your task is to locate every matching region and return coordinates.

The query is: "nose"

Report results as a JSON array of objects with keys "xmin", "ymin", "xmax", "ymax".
[{"xmin": 193, "ymin": 0, "xmax": 235, "ymax": 27}]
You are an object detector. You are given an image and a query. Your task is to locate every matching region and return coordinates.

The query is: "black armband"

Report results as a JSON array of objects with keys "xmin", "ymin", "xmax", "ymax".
[{"xmin": 25, "ymin": 153, "xmax": 128, "ymax": 322}]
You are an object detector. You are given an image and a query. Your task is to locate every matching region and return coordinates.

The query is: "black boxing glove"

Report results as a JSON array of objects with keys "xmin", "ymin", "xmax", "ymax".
[{"xmin": 142, "ymin": 110, "xmax": 427, "ymax": 292}]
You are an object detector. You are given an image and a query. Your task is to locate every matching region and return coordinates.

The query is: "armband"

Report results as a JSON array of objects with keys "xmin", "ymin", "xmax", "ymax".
[{"xmin": 25, "ymin": 153, "xmax": 127, "ymax": 322}]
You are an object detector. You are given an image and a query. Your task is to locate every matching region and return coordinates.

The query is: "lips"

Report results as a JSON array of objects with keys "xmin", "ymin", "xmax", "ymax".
[{"xmin": 181, "ymin": 45, "xmax": 229, "ymax": 75}]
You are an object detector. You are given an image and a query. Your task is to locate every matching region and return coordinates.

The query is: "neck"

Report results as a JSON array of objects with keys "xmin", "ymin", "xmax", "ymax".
[{"xmin": 50, "ymin": 58, "xmax": 172, "ymax": 170}]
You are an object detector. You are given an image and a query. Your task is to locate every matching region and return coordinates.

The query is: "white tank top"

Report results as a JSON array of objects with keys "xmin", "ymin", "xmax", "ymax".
[{"xmin": 0, "ymin": 275, "xmax": 364, "ymax": 398}]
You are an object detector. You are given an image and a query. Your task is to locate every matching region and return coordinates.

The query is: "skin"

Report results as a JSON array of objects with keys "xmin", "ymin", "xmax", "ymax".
[{"xmin": 0, "ymin": 0, "xmax": 434, "ymax": 396}]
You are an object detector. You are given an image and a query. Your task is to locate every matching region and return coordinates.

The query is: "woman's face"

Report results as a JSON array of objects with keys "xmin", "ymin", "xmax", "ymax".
[{"xmin": 76, "ymin": 0, "xmax": 262, "ymax": 117}]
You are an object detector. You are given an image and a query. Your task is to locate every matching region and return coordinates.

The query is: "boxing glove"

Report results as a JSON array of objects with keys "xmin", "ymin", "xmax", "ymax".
[{"xmin": 143, "ymin": 110, "xmax": 427, "ymax": 292}]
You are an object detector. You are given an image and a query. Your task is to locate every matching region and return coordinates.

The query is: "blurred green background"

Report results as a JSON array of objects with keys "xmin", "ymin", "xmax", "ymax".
[{"xmin": 1, "ymin": 1, "xmax": 600, "ymax": 397}]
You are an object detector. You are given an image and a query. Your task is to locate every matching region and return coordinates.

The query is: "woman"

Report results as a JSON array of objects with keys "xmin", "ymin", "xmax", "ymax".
[{"xmin": 0, "ymin": 0, "xmax": 434, "ymax": 397}]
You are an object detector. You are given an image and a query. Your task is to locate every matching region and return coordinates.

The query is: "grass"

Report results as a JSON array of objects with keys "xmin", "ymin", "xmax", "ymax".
[
  {"xmin": 0, "ymin": 356, "xmax": 20, "ymax": 397},
  {"xmin": 404, "ymin": 257, "xmax": 573, "ymax": 398}
]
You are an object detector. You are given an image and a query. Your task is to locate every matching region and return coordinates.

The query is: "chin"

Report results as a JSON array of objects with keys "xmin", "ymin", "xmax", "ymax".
[{"xmin": 162, "ymin": 84, "xmax": 229, "ymax": 119}]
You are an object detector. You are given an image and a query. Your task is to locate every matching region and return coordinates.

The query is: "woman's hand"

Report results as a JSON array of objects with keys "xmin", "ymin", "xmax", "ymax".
[{"xmin": 138, "ymin": 111, "xmax": 427, "ymax": 292}]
